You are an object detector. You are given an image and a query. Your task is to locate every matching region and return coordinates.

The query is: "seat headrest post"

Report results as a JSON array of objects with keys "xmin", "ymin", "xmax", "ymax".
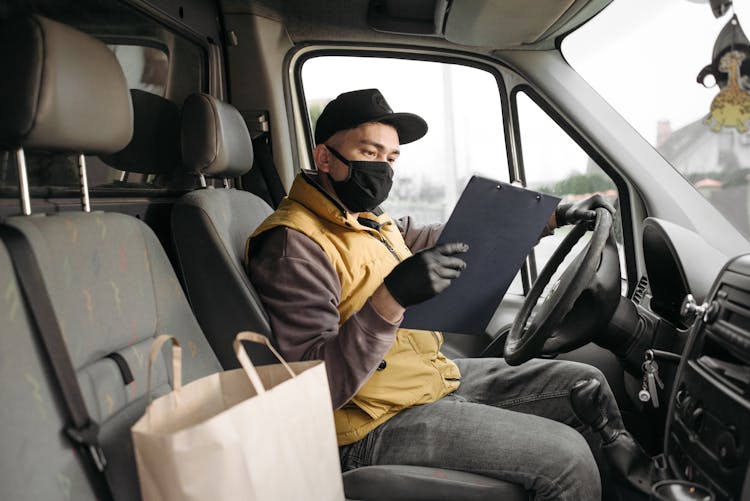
[
  {"xmin": 78, "ymin": 154, "xmax": 91, "ymax": 213},
  {"xmin": 119, "ymin": 171, "xmax": 129, "ymax": 182},
  {"xmin": 199, "ymin": 174, "xmax": 207, "ymax": 188},
  {"xmin": 15, "ymin": 148, "xmax": 31, "ymax": 216},
  {"xmin": 223, "ymin": 179, "xmax": 230, "ymax": 189}
]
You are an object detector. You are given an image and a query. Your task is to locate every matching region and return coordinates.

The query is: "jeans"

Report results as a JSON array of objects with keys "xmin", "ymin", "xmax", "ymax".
[{"xmin": 340, "ymin": 357, "xmax": 624, "ymax": 501}]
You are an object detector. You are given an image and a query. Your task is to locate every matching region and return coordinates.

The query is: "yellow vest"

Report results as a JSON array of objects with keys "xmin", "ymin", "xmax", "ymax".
[{"xmin": 247, "ymin": 174, "xmax": 460, "ymax": 445}]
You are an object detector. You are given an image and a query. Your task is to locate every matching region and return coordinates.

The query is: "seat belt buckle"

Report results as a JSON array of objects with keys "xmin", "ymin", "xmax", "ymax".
[
  {"xmin": 87, "ymin": 444, "xmax": 108, "ymax": 472},
  {"xmin": 65, "ymin": 421, "xmax": 108, "ymax": 472}
]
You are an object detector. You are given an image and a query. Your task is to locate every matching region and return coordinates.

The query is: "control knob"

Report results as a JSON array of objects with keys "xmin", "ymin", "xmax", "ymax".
[
  {"xmin": 717, "ymin": 429, "xmax": 741, "ymax": 468},
  {"xmin": 680, "ymin": 294, "xmax": 718, "ymax": 323}
]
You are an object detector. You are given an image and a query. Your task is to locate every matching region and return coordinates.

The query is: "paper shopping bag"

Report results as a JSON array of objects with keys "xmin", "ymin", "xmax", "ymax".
[{"xmin": 131, "ymin": 331, "xmax": 344, "ymax": 501}]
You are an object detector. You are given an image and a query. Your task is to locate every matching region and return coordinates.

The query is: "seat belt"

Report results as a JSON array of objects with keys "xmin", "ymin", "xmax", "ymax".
[
  {"xmin": 252, "ymin": 135, "xmax": 286, "ymax": 207},
  {"xmin": 239, "ymin": 110, "xmax": 286, "ymax": 208},
  {"xmin": 239, "ymin": 137, "xmax": 275, "ymax": 207},
  {"xmin": 0, "ymin": 225, "xmax": 114, "ymax": 501}
]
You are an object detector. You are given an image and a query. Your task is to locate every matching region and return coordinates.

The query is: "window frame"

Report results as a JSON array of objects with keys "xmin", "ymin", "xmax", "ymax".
[
  {"xmin": 291, "ymin": 48, "xmax": 543, "ymax": 294},
  {"xmin": 289, "ymin": 45, "xmax": 635, "ymax": 296},
  {"xmin": 510, "ymin": 85, "xmax": 636, "ymax": 295},
  {"xmin": 290, "ymin": 46, "xmax": 514, "ymax": 176}
]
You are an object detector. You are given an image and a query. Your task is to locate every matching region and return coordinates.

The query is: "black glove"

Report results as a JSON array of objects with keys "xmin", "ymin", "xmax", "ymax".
[
  {"xmin": 555, "ymin": 193, "xmax": 615, "ymax": 227},
  {"xmin": 384, "ymin": 242, "xmax": 468, "ymax": 307}
]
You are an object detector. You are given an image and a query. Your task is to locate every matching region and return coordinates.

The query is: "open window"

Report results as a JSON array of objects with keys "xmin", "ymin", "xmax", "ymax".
[
  {"xmin": 298, "ymin": 53, "xmax": 628, "ymax": 300},
  {"xmin": 300, "ymin": 56, "xmax": 509, "ymax": 219},
  {"xmin": 514, "ymin": 90, "xmax": 628, "ymax": 292},
  {"xmin": 300, "ymin": 54, "xmax": 523, "ymax": 290}
]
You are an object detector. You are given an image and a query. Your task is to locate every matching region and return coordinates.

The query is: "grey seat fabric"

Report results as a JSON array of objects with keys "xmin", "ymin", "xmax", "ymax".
[
  {"xmin": 1, "ymin": 213, "xmax": 221, "ymax": 500},
  {"xmin": 343, "ymin": 465, "xmax": 530, "ymax": 501},
  {"xmin": 0, "ymin": 15, "xmax": 221, "ymax": 500},
  {"xmin": 173, "ymin": 93, "xmax": 277, "ymax": 369},
  {"xmin": 175, "ymin": 94, "xmax": 530, "ymax": 501}
]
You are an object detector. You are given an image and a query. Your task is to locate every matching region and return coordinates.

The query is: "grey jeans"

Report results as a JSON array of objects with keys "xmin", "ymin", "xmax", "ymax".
[{"xmin": 340, "ymin": 357, "xmax": 623, "ymax": 501}]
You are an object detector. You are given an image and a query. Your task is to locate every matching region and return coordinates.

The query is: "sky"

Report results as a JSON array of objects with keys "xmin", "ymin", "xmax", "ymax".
[
  {"xmin": 301, "ymin": 0, "xmax": 743, "ymax": 189},
  {"xmin": 563, "ymin": 0, "xmax": 733, "ymax": 136},
  {"xmin": 302, "ymin": 57, "xmax": 509, "ymax": 200}
]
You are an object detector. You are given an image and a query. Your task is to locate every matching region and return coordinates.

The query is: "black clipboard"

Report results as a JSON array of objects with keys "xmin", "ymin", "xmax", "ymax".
[{"xmin": 401, "ymin": 176, "xmax": 560, "ymax": 335}]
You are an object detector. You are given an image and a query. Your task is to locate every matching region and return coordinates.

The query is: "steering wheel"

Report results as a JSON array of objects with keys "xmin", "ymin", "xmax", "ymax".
[{"xmin": 504, "ymin": 207, "xmax": 622, "ymax": 366}]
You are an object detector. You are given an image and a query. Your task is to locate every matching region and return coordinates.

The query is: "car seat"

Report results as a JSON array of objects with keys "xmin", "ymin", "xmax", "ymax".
[
  {"xmin": 172, "ymin": 93, "xmax": 278, "ymax": 368},
  {"xmin": 0, "ymin": 15, "xmax": 221, "ymax": 500},
  {"xmin": 172, "ymin": 92, "xmax": 531, "ymax": 501}
]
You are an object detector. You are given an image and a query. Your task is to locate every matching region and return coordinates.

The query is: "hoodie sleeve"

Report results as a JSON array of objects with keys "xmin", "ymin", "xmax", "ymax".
[
  {"xmin": 247, "ymin": 226, "xmax": 398, "ymax": 409},
  {"xmin": 395, "ymin": 215, "xmax": 444, "ymax": 252}
]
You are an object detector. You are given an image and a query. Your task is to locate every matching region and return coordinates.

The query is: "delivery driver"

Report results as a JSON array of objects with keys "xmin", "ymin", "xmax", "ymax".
[{"xmin": 245, "ymin": 89, "xmax": 625, "ymax": 500}]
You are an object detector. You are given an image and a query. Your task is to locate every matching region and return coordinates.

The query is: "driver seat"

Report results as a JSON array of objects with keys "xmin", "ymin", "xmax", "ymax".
[{"xmin": 171, "ymin": 93, "xmax": 530, "ymax": 501}]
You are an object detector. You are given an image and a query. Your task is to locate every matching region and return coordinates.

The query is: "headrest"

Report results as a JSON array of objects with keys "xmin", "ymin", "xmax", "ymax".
[
  {"xmin": 0, "ymin": 15, "xmax": 132, "ymax": 154},
  {"xmin": 101, "ymin": 90, "xmax": 180, "ymax": 174},
  {"xmin": 181, "ymin": 93, "xmax": 254, "ymax": 178}
]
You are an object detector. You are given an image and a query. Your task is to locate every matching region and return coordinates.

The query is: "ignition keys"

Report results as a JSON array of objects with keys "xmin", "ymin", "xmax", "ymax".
[{"xmin": 639, "ymin": 349, "xmax": 665, "ymax": 408}]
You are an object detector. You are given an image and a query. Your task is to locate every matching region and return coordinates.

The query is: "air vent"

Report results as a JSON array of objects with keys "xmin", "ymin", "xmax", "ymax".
[
  {"xmin": 707, "ymin": 285, "xmax": 750, "ymax": 365},
  {"xmin": 632, "ymin": 275, "xmax": 650, "ymax": 304}
]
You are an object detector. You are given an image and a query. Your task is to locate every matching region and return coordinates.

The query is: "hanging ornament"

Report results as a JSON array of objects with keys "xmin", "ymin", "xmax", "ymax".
[
  {"xmin": 700, "ymin": 15, "xmax": 750, "ymax": 133},
  {"xmin": 704, "ymin": 50, "xmax": 750, "ymax": 132}
]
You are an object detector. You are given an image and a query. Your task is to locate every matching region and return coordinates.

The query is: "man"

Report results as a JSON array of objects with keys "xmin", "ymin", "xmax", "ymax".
[{"xmin": 245, "ymin": 89, "xmax": 626, "ymax": 500}]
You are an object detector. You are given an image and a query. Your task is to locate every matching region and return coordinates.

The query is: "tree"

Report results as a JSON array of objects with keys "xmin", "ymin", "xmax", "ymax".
[{"xmin": 539, "ymin": 173, "xmax": 615, "ymax": 196}]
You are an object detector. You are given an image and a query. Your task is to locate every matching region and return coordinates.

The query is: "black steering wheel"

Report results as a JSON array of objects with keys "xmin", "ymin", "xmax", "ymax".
[{"xmin": 504, "ymin": 207, "xmax": 622, "ymax": 366}]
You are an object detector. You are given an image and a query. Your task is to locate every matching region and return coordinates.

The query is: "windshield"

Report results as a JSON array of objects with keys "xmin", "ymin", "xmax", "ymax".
[{"xmin": 563, "ymin": 0, "xmax": 750, "ymax": 242}]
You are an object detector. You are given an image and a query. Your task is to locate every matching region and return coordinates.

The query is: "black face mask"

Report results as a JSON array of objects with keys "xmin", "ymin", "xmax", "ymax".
[{"xmin": 325, "ymin": 145, "xmax": 394, "ymax": 213}]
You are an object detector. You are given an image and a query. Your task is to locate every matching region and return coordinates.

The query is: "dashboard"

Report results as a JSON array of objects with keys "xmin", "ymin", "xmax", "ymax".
[
  {"xmin": 640, "ymin": 218, "xmax": 750, "ymax": 500},
  {"xmin": 642, "ymin": 218, "xmax": 728, "ymax": 328}
]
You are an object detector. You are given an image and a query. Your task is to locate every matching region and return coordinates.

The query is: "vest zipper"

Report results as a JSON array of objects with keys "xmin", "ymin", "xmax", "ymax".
[{"xmin": 372, "ymin": 229, "xmax": 401, "ymax": 263}]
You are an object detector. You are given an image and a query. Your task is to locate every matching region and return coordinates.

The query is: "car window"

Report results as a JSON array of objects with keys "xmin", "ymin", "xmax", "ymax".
[
  {"xmin": 301, "ymin": 56, "xmax": 509, "ymax": 223},
  {"xmin": 515, "ymin": 91, "xmax": 627, "ymax": 288},
  {"xmin": 563, "ymin": 0, "xmax": 750, "ymax": 242},
  {"xmin": 109, "ymin": 44, "xmax": 169, "ymax": 97},
  {"xmin": 301, "ymin": 55, "xmax": 529, "ymax": 292},
  {"xmin": 0, "ymin": 1, "xmax": 206, "ymax": 198}
]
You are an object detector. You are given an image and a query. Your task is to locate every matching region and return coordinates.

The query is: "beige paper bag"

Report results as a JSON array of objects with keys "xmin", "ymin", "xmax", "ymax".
[{"xmin": 131, "ymin": 331, "xmax": 344, "ymax": 501}]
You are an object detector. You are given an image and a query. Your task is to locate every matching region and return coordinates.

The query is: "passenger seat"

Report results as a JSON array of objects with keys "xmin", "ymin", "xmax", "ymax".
[
  {"xmin": 0, "ymin": 15, "xmax": 221, "ymax": 500},
  {"xmin": 172, "ymin": 93, "xmax": 277, "ymax": 369}
]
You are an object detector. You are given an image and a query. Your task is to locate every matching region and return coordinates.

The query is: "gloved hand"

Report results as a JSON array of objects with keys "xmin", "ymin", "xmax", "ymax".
[
  {"xmin": 384, "ymin": 242, "xmax": 468, "ymax": 307},
  {"xmin": 555, "ymin": 193, "xmax": 615, "ymax": 227}
]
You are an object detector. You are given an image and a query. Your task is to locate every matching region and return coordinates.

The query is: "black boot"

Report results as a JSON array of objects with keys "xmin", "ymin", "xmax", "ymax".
[{"xmin": 570, "ymin": 379, "xmax": 653, "ymax": 496}]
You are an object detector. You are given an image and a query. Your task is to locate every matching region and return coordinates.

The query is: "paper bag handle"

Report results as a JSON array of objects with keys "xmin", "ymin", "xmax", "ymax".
[
  {"xmin": 233, "ymin": 331, "xmax": 295, "ymax": 395},
  {"xmin": 146, "ymin": 335, "xmax": 182, "ymax": 405}
]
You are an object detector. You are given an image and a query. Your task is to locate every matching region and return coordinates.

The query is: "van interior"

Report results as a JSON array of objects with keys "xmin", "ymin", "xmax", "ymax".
[{"xmin": 2, "ymin": 0, "xmax": 750, "ymax": 499}]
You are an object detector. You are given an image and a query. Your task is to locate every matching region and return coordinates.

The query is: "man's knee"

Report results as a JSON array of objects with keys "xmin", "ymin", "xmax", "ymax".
[
  {"xmin": 551, "ymin": 360, "xmax": 613, "ymax": 398},
  {"xmin": 538, "ymin": 427, "xmax": 601, "ymax": 501}
]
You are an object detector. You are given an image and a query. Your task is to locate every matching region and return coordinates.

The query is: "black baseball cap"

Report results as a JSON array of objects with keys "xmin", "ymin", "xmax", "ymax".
[{"xmin": 314, "ymin": 88, "xmax": 428, "ymax": 145}]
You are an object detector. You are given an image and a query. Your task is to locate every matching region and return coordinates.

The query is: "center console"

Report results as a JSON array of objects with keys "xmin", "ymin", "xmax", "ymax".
[{"xmin": 665, "ymin": 254, "xmax": 750, "ymax": 500}]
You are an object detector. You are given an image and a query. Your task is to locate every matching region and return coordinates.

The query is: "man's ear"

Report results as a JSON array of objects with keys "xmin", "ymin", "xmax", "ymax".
[{"xmin": 313, "ymin": 144, "xmax": 331, "ymax": 173}]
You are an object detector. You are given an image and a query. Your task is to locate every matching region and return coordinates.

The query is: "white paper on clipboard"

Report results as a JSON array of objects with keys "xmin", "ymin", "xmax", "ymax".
[{"xmin": 401, "ymin": 176, "xmax": 560, "ymax": 335}]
